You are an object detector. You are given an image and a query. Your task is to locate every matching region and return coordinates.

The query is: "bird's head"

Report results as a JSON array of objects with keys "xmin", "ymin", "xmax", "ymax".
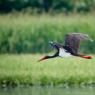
[{"xmin": 38, "ymin": 56, "xmax": 50, "ymax": 62}]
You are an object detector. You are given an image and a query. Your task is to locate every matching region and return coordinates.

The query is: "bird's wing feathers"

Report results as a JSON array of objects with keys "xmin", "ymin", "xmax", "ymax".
[
  {"xmin": 49, "ymin": 33, "xmax": 92, "ymax": 55},
  {"xmin": 64, "ymin": 33, "xmax": 92, "ymax": 54}
]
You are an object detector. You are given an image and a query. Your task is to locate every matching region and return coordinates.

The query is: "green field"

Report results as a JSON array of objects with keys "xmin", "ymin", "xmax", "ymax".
[
  {"xmin": 0, "ymin": 14, "xmax": 95, "ymax": 53},
  {"xmin": 0, "ymin": 14, "xmax": 95, "ymax": 87},
  {"xmin": 0, "ymin": 54, "xmax": 95, "ymax": 87}
]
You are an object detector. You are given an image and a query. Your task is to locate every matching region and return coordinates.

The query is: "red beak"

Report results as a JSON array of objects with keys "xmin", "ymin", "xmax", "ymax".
[{"xmin": 38, "ymin": 56, "xmax": 48, "ymax": 62}]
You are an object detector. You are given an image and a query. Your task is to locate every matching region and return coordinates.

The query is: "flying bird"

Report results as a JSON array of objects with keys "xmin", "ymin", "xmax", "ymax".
[{"xmin": 38, "ymin": 33, "xmax": 93, "ymax": 62}]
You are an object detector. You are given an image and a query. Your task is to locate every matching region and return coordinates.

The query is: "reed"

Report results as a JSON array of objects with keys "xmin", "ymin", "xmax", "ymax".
[
  {"xmin": 0, "ymin": 54, "xmax": 95, "ymax": 87},
  {"xmin": 0, "ymin": 14, "xmax": 95, "ymax": 53}
]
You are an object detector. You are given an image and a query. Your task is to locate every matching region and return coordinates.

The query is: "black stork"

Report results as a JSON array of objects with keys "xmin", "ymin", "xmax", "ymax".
[{"xmin": 38, "ymin": 33, "xmax": 93, "ymax": 62}]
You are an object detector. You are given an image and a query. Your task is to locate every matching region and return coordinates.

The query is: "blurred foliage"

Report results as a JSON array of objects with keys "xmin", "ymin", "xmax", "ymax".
[
  {"xmin": 0, "ymin": 0, "xmax": 95, "ymax": 13},
  {"xmin": 0, "ymin": 15, "xmax": 95, "ymax": 54}
]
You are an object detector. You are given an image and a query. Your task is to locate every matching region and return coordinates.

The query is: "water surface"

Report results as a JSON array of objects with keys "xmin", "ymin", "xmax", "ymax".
[{"xmin": 0, "ymin": 86, "xmax": 95, "ymax": 95}]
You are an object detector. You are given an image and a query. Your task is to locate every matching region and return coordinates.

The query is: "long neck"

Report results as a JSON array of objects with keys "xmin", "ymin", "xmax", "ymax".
[
  {"xmin": 38, "ymin": 53, "xmax": 58, "ymax": 62},
  {"xmin": 47, "ymin": 54, "xmax": 58, "ymax": 59}
]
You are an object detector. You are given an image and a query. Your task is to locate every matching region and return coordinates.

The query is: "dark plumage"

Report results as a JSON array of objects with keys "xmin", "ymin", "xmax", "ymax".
[
  {"xmin": 38, "ymin": 33, "xmax": 93, "ymax": 62},
  {"xmin": 64, "ymin": 33, "xmax": 93, "ymax": 54}
]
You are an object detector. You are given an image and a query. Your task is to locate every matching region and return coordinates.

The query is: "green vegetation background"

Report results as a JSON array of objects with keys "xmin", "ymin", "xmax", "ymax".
[
  {"xmin": 0, "ymin": 0, "xmax": 95, "ymax": 54},
  {"xmin": 0, "ymin": 0, "xmax": 95, "ymax": 13},
  {"xmin": 0, "ymin": 54, "xmax": 95, "ymax": 86},
  {"xmin": 0, "ymin": 0, "xmax": 95, "ymax": 87},
  {"xmin": 0, "ymin": 14, "xmax": 95, "ymax": 54}
]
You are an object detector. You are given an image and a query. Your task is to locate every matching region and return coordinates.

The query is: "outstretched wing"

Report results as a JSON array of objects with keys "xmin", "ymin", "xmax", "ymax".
[{"xmin": 64, "ymin": 33, "xmax": 92, "ymax": 54}]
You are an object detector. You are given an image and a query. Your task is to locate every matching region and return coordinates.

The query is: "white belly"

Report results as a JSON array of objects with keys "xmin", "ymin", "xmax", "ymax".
[{"xmin": 59, "ymin": 48, "xmax": 72, "ymax": 57}]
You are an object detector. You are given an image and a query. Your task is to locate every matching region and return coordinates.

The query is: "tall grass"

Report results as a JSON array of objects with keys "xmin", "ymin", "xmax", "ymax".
[
  {"xmin": 0, "ymin": 14, "xmax": 95, "ymax": 53},
  {"xmin": 0, "ymin": 54, "xmax": 95, "ymax": 87}
]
